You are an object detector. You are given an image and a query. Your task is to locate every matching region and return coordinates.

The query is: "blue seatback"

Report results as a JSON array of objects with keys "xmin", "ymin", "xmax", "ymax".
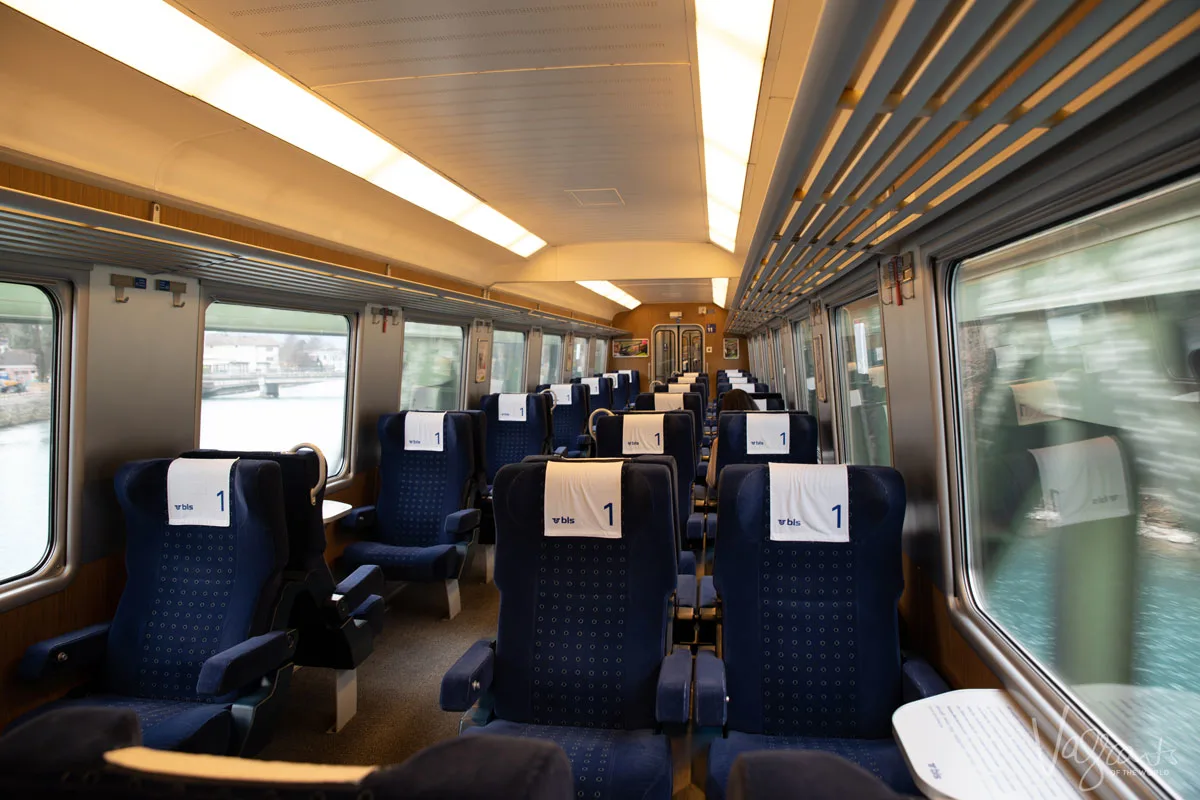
[
  {"xmin": 634, "ymin": 392, "xmax": 704, "ymax": 453},
  {"xmin": 490, "ymin": 460, "xmax": 677, "ymax": 729},
  {"xmin": 715, "ymin": 464, "xmax": 905, "ymax": 738},
  {"xmin": 455, "ymin": 410, "xmax": 489, "ymax": 500},
  {"xmin": 184, "ymin": 448, "xmax": 324, "ymax": 574},
  {"xmin": 573, "ymin": 376, "xmax": 614, "ymax": 412},
  {"xmin": 625, "ymin": 369, "xmax": 641, "ymax": 395},
  {"xmin": 661, "ymin": 380, "xmax": 707, "ymax": 410},
  {"xmin": 376, "ymin": 412, "xmax": 475, "ymax": 546},
  {"xmin": 715, "ymin": 412, "xmax": 818, "ymax": 473},
  {"xmin": 598, "ymin": 372, "xmax": 631, "ymax": 410},
  {"xmin": 594, "ymin": 411, "xmax": 696, "ymax": 545},
  {"xmin": 108, "ymin": 459, "xmax": 287, "ymax": 702},
  {"xmin": 537, "ymin": 384, "xmax": 590, "ymax": 451},
  {"xmin": 480, "ymin": 394, "xmax": 553, "ymax": 483},
  {"xmin": 747, "ymin": 393, "xmax": 785, "ymax": 411}
]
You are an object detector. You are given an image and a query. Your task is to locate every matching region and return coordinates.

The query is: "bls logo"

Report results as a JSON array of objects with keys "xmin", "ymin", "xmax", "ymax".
[
  {"xmin": 552, "ymin": 515, "xmax": 576, "ymax": 524},
  {"xmin": 750, "ymin": 439, "xmax": 766, "ymax": 447},
  {"xmin": 777, "ymin": 518, "xmax": 804, "ymax": 527},
  {"xmin": 407, "ymin": 439, "xmax": 421, "ymax": 445},
  {"xmin": 174, "ymin": 503, "xmax": 194, "ymax": 511},
  {"xmin": 626, "ymin": 440, "xmax": 639, "ymax": 448},
  {"xmin": 927, "ymin": 763, "xmax": 942, "ymax": 780}
]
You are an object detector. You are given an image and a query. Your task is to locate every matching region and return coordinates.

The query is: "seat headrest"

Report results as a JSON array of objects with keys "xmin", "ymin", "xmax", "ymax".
[
  {"xmin": 404, "ymin": 411, "xmax": 447, "ymax": 451},
  {"xmin": 497, "ymin": 393, "xmax": 529, "ymax": 422},
  {"xmin": 544, "ymin": 459, "xmax": 623, "ymax": 538},
  {"xmin": 167, "ymin": 457, "xmax": 238, "ymax": 527},
  {"xmin": 653, "ymin": 392, "xmax": 684, "ymax": 411},
  {"xmin": 768, "ymin": 463, "xmax": 849, "ymax": 542},
  {"xmin": 1028, "ymin": 436, "xmax": 1131, "ymax": 526},
  {"xmin": 621, "ymin": 413, "xmax": 664, "ymax": 455}
]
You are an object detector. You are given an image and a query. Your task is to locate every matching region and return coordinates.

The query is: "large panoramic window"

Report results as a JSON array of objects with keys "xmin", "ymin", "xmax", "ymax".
[
  {"xmin": 835, "ymin": 294, "xmax": 890, "ymax": 466},
  {"xmin": 401, "ymin": 321, "xmax": 463, "ymax": 411},
  {"xmin": 490, "ymin": 329, "xmax": 525, "ymax": 393},
  {"xmin": 0, "ymin": 282, "xmax": 56, "ymax": 585},
  {"xmin": 953, "ymin": 178, "xmax": 1200, "ymax": 797},
  {"xmin": 200, "ymin": 303, "xmax": 352, "ymax": 474},
  {"xmin": 539, "ymin": 333, "xmax": 563, "ymax": 386}
]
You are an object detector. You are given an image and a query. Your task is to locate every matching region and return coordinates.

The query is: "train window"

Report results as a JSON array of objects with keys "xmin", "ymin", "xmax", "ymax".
[
  {"xmin": 201, "ymin": 303, "xmax": 352, "ymax": 474},
  {"xmin": 0, "ymin": 282, "xmax": 56, "ymax": 586},
  {"xmin": 570, "ymin": 336, "xmax": 589, "ymax": 379},
  {"xmin": 834, "ymin": 294, "xmax": 891, "ymax": 466},
  {"xmin": 489, "ymin": 330, "xmax": 525, "ymax": 393},
  {"xmin": 539, "ymin": 333, "xmax": 563, "ymax": 386},
  {"xmin": 401, "ymin": 321, "xmax": 463, "ymax": 411},
  {"xmin": 592, "ymin": 337, "xmax": 607, "ymax": 374},
  {"xmin": 953, "ymin": 179, "xmax": 1200, "ymax": 796},
  {"xmin": 793, "ymin": 319, "xmax": 819, "ymax": 415},
  {"xmin": 771, "ymin": 327, "xmax": 785, "ymax": 399}
]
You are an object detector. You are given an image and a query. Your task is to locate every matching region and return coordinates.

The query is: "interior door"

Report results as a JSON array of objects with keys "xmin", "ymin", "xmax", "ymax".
[{"xmin": 651, "ymin": 323, "xmax": 704, "ymax": 383}]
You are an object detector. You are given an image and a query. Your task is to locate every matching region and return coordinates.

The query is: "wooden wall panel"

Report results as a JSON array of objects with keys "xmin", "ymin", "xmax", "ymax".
[
  {"xmin": 0, "ymin": 555, "xmax": 126, "ymax": 728},
  {"xmin": 610, "ymin": 303, "xmax": 748, "ymax": 387}
]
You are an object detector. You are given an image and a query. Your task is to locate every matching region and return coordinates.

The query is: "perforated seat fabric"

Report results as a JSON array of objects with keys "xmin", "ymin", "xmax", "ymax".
[
  {"xmin": 464, "ymin": 721, "xmax": 672, "ymax": 800},
  {"xmin": 341, "ymin": 541, "xmax": 461, "ymax": 582},
  {"xmin": 708, "ymin": 464, "xmax": 910, "ymax": 795},
  {"xmin": 342, "ymin": 412, "xmax": 477, "ymax": 582},
  {"xmin": 574, "ymin": 375, "xmax": 614, "ymax": 412},
  {"xmin": 538, "ymin": 384, "xmax": 590, "ymax": 453},
  {"xmin": 481, "ymin": 394, "xmax": 553, "ymax": 483},
  {"xmin": 17, "ymin": 696, "xmax": 232, "ymax": 754},
  {"xmin": 707, "ymin": 732, "xmax": 916, "ymax": 799}
]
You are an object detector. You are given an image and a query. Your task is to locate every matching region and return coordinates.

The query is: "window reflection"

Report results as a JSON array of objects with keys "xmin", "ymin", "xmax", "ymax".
[
  {"xmin": 835, "ymin": 295, "xmax": 890, "ymax": 466},
  {"xmin": 401, "ymin": 321, "xmax": 462, "ymax": 411}
]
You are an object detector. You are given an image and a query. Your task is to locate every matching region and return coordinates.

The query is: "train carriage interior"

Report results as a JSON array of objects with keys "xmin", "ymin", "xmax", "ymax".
[{"xmin": 0, "ymin": 0, "xmax": 1198, "ymax": 797}]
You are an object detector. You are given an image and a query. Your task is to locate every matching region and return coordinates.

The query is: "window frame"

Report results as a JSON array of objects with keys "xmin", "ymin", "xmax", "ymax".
[
  {"xmin": 198, "ymin": 294, "xmax": 360, "ymax": 491},
  {"xmin": 0, "ymin": 268, "xmax": 75, "ymax": 613},
  {"xmin": 825, "ymin": 274, "xmax": 891, "ymax": 465},
  {"xmin": 936, "ymin": 176, "xmax": 1200, "ymax": 799},
  {"xmin": 539, "ymin": 332, "xmax": 564, "ymax": 386},
  {"xmin": 490, "ymin": 327, "xmax": 527, "ymax": 394},
  {"xmin": 399, "ymin": 314, "xmax": 467, "ymax": 413}
]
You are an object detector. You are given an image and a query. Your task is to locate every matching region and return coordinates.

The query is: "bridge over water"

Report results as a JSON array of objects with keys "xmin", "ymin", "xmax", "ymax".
[{"xmin": 202, "ymin": 371, "xmax": 344, "ymax": 398}]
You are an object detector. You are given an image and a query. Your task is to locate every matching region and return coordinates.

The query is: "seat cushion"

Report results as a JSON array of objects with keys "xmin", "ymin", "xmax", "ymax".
[
  {"xmin": 707, "ymin": 731, "xmax": 916, "ymax": 799},
  {"xmin": 343, "ymin": 541, "xmax": 461, "ymax": 582},
  {"xmin": 15, "ymin": 695, "xmax": 231, "ymax": 754},
  {"xmin": 465, "ymin": 721, "xmax": 672, "ymax": 800}
]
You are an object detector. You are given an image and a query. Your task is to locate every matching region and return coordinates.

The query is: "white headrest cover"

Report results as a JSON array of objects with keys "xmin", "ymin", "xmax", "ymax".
[
  {"xmin": 405, "ymin": 412, "xmax": 446, "ymax": 451},
  {"xmin": 498, "ymin": 394, "xmax": 528, "ymax": 423},
  {"xmin": 619, "ymin": 369, "xmax": 633, "ymax": 377},
  {"xmin": 544, "ymin": 460, "xmax": 623, "ymax": 538},
  {"xmin": 582, "ymin": 377, "xmax": 601, "ymax": 395},
  {"xmin": 1010, "ymin": 380, "xmax": 1061, "ymax": 426},
  {"xmin": 622, "ymin": 414, "xmax": 665, "ymax": 455},
  {"xmin": 1029, "ymin": 436, "xmax": 1130, "ymax": 527},
  {"xmin": 682, "ymin": 372, "xmax": 699, "ymax": 380},
  {"xmin": 654, "ymin": 393, "xmax": 684, "ymax": 411},
  {"xmin": 769, "ymin": 463, "xmax": 849, "ymax": 542},
  {"xmin": 667, "ymin": 383, "xmax": 689, "ymax": 394},
  {"xmin": 604, "ymin": 372, "xmax": 620, "ymax": 383},
  {"xmin": 550, "ymin": 384, "xmax": 573, "ymax": 405},
  {"xmin": 753, "ymin": 397, "xmax": 768, "ymax": 410},
  {"xmin": 729, "ymin": 376, "xmax": 750, "ymax": 384},
  {"xmin": 747, "ymin": 413, "xmax": 789, "ymax": 454},
  {"xmin": 169, "ymin": 458, "xmax": 238, "ymax": 527},
  {"xmin": 727, "ymin": 370, "xmax": 743, "ymax": 376}
]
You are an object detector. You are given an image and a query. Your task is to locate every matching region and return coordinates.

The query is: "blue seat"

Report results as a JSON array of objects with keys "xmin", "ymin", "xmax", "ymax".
[
  {"xmin": 441, "ymin": 459, "xmax": 689, "ymax": 800},
  {"xmin": 340, "ymin": 413, "xmax": 481, "ymax": 601},
  {"xmin": 600, "ymin": 371, "xmax": 632, "ymax": 410},
  {"xmin": 480, "ymin": 393, "xmax": 554, "ymax": 486},
  {"xmin": 621, "ymin": 368, "xmax": 642, "ymax": 395},
  {"xmin": 746, "ymin": 392, "xmax": 785, "ymax": 411},
  {"xmin": 697, "ymin": 464, "xmax": 949, "ymax": 797},
  {"xmin": 634, "ymin": 391, "xmax": 707, "ymax": 463},
  {"xmin": 14, "ymin": 459, "xmax": 295, "ymax": 755},
  {"xmin": 537, "ymin": 383, "xmax": 592, "ymax": 457},
  {"xmin": 723, "ymin": 749, "xmax": 909, "ymax": 800},
  {"xmin": 668, "ymin": 377, "xmax": 708, "ymax": 410},
  {"xmin": 713, "ymin": 411, "xmax": 818, "ymax": 475},
  {"xmin": 184, "ymin": 448, "xmax": 383, "ymax": 670},
  {"xmin": 574, "ymin": 375, "xmax": 614, "ymax": 412}
]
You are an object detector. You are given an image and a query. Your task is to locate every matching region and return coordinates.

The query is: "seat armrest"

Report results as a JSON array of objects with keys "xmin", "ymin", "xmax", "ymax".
[
  {"xmin": 675, "ymin": 574, "xmax": 698, "ymax": 611},
  {"xmin": 686, "ymin": 512, "xmax": 705, "ymax": 545},
  {"xmin": 334, "ymin": 565, "xmax": 385, "ymax": 615},
  {"xmin": 440, "ymin": 639, "xmax": 495, "ymax": 712},
  {"xmin": 575, "ymin": 434, "xmax": 593, "ymax": 453},
  {"xmin": 18, "ymin": 623, "xmax": 111, "ymax": 681},
  {"xmin": 554, "ymin": 446, "xmax": 568, "ymax": 457},
  {"xmin": 902, "ymin": 657, "xmax": 951, "ymax": 702},
  {"xmin": 694, "ymin": 650, "xmax": 727, "ymax": 727},
  {"xmin": 443, "ymin": 508, "xmax": 482, "ymax": 541},
  {"xmin": 339, "ymin": 505, "xmax": 378, "ymax": 536},
  {"xmin": 196, "ymin": 630, "xmax": 296, "ymax": 697},
  {"xmin": 656, "ymin": 649, "xmax": 693, "ymax": 725},
  {"xmin": 678, "ymin": 550, "xmax": 696, "ymax": 576}
]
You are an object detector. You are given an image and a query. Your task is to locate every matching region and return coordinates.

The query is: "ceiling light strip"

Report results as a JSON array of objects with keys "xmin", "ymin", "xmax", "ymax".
[
  {"xmin": 576, "ymin": 280, "xmax": 642, "ymax": 310},
  {"xmin": 712, "ymin": 277, "xmax": 729, "ymax": 309},
  {"xmin": 2, "ymin": 0, "xmax": 546, "ymax": 258},
  {"xmin": 695, "ymin": 0, "xmax": 775, "ymax": 253}
]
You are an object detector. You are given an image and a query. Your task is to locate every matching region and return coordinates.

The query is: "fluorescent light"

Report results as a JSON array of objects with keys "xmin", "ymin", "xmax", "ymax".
[
  {"xmin": 695, "ymin": 0, "xmax": 774, "ymax": 253},
  {"xmin": 576, "ymin": 281, "xmax": 641, "ymax": 310},
  {"xmin": 712, "ymin": 277, "xmax": 729, "ymax": 308},
  {"xmin": 3, "ymin": 0, "xmax": 547, "ymax": 258}
]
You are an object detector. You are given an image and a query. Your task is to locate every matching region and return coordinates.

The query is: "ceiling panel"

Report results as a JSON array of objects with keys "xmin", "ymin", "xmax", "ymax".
[
  {"xmin": 613, "ymin": 278, "xmax": 713, "ymax": 304},
  {"xmin": 176, "ymin": 0, "xmax": 706, "ymax": 245}
]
